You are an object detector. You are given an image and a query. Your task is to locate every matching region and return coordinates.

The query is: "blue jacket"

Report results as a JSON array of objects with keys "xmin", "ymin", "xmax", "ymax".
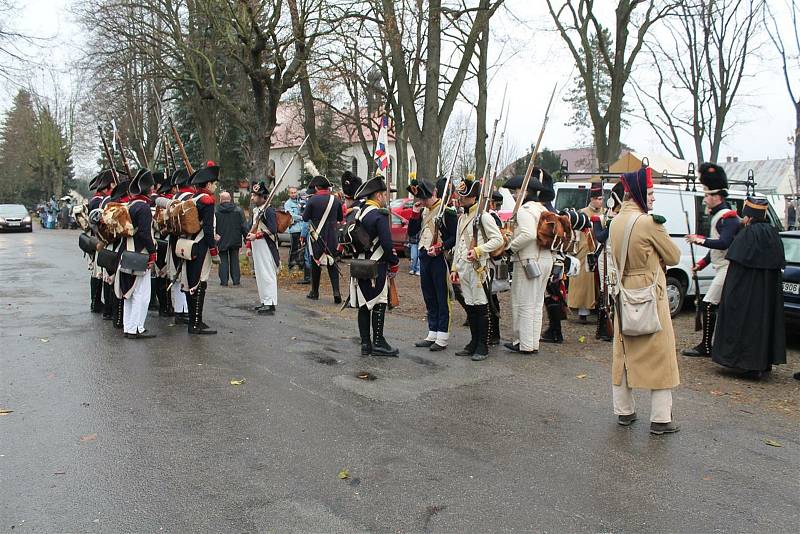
[{"xmin": 284, "ymin": 197, "xmax": 304, "ymax": 234}]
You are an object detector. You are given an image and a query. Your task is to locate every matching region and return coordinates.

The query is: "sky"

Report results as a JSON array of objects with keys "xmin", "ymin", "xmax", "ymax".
[{"xmin": 2, "ymin": 0, "xmax": 797, "ymax": 179}]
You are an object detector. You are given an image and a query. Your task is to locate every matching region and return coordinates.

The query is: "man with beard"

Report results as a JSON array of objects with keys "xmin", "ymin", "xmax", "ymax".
[{"xmin": 712, "ymin": 198, "xmax": 786, "ymax": 378}]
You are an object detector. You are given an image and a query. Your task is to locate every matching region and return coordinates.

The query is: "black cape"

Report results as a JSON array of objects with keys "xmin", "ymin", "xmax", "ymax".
[{"xmin": 712, "ymin": 222, "xmax": 786, "ymax": 371}]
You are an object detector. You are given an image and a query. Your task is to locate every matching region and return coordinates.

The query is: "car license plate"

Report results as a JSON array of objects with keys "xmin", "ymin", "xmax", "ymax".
[
  {"xmin": 783, "ymin": 281, "xmax": 800, "ymax": 295},
  {"xmin": 8, "ymin": 222, "xmax": 19, "ymax": 226}
]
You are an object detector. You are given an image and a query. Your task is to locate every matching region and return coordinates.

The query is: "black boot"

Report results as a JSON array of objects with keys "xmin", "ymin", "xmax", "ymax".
[
  {"xmin": 297, "ymin": 265, "xmax": 311, "ymax": 285},
  {"xmin": 188, "ymin": 282, "xmax": 216, "ymax": 335},
  {"xmin": 681, "ymin": 303, "xmax": 714, "ymax": 357},
  {"xmin": 155, "ymin": 278, "xmax": 174, "ymax": 317},
  {"xmin": 540, "ymin": 302, "xmax": 564, "ymax": 344},
  {"xmin": 358, "ymin": 306, "xmax": 372, "ymax": 355},
  {"xmin": 113, "ymin": 293, "xmax": 124, "ymax": 329},
  {"xmin": 90, "ymin": 277, "xmax": 103, "ymax": 313},
  {"xmin": 307, "ymin": 264, "xmax": 320, "ymax": 299},
  {"xmin": 471, "ymin": 304, "xmax": 490, "ymax": 361},
  {"xmin": 371, "ymin": 304, "xmax": 398, "ymax": 357},
  {"xmin": 328, "ymin": 264, "xmax": 341, "ymax": 304},
  {"xmin": 596, "ymin": 307, "xmax": 613, "ymax": 341},
  {"xmin": 488, "ymin": 296, "xmax": 501, "ymax": 345},
  {"xmin": 102, "ymin": 282, "xmax": 114, "ymax": 319},
  {"xmin": 455, "ymin": 305, "xmax": 477, "ymax": 356},
  {"xmin": 148, "ymin": 281, "xmax": 159, "ymax": 310}
]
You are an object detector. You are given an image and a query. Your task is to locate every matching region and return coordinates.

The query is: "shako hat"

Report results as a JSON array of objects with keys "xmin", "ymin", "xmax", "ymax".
[
  {"xmin": 356, "ymin": 176, "xmax": 393, "ymax": 200},
  {"xmin": 129, "ymin": 168, "xmax": 155, "ymax": 196},
  {"xmin": 189, "ymin": 164, "xmax": 220, "ymax": 186},
  {"xmin": 742, "ymin": 197, "xmax": 769, "ymax": 220},
  {"xmin": 589, "ymin": 182, "xmax": 603, "ymax": 198},
  {"xmin": 407, "ymin": 178, "xmax": 435, "ymax": 199},
  {"xmin": 699, "ymin": 162, "xmax": 728, "ymax": 195}
]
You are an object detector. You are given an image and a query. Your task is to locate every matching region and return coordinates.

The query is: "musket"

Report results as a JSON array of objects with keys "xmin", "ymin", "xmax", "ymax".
[
  {"xmin": 678, "ymin": 162, "xmax": 702, "ymax": 332},
  {"xmin": 98, "ymin": 126, "xmax": 119, "ymax": 185},
  {"xmin": 484, "ymin": 100, "xmax": 511, "ymax": 213},
  {"xmin": 432, "ymin": 128, "xmax": 466, "ymax": 245},
  {"xmin": 472, "ymin": 85, "xmax": 507, "ymax": 252},
  {"xmin": 164, "ymin": 133, "xmax": 178, "ymax": 175},
  {"xmin": 128, "ymin": 111, "xmax": 149, "ymax": 169},
  {"xmin": 597, "ymin": 176, "xmax": 614, "ymax": 338},
  {"xmin": 169, "ymin": 116, "xmax": 194, "ymax": 175},
  {"xmin": 159, "ymin": 133, "xmax": 170, "ymax": 178},
  {"xmin": 265, "ymin": 135, "xmax": 310, "ymax": 206},
  {"xmin": 113, "ymin": 121, "xmax": 133, "ymax": 180},
  {"xmin": 509, "ymin": 84, "xmax": 557, "ymax": 227}
]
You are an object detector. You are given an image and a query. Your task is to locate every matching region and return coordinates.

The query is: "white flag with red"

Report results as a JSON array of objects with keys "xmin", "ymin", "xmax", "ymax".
[{"xmin": 374, "ymin": 115, "xmax": 389, "ymax": 176}]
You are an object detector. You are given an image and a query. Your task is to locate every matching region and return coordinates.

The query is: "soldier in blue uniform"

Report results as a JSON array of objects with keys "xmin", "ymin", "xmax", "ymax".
[
  {"xmin": 349, "ymin": 176, "xmax": 400, "ymax": 356},
  {"xmin": 302, "ymin": 175, "xmax": 343, "ymax": 303},
  {"xmin": 181, "ymin": 164, "xmax": 220, "ymax": 335},
  {"xmin": 117, "ymin": 169, "xmax": 157, "ymax": 339},
  {"xmin": 168, "ymin": 168, "xmax": 194, "ymax": 325},
  {"xmin": 407, "ymin": 178, "xmax": 457, "ymax": 351},
  {"xmin": 105, "ymin": 177, "xmax": 130, "ymax": 329},
  {"xmin": 87, "ymin": 169, "xmax": 114, "ymax": 314}
]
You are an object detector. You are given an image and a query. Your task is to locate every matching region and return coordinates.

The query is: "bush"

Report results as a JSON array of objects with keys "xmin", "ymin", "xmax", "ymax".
[{"xmin": 270, "ymin": 188, "xmax": 290, "ymax": 208}]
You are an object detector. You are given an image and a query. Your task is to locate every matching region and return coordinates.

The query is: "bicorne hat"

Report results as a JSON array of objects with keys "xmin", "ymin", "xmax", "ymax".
[
  {"xmin": 129, "ymin": 168, "xmax": 155, "ymax": 196},
  {"xmin": 91, "ymin": 169, "xmax": 115, "ymax": 192},
  {"xmin": 456, "ymin": 178, "xmax": 481, "ymax": 198},
  {"xmin": 189, "ymin": 165, "xmax": 220, "ymax": 186},
  {"xmin": 407, "ymin": 179, "xmax": 435, "ymax": 199},
  {"xmin": 308, "ymin": 175, "xmax": 332, "ymax": 190},
  {"xmin": 108, "ymin": 180, "xmax": 130, "ymax": 202},
  {"xmin": 356, "ymin": 176, "xmax": 394, "ymax": 200},
  {"xmin": 172, "ymin": 168, "xmax": 192, "ymax": 187}
]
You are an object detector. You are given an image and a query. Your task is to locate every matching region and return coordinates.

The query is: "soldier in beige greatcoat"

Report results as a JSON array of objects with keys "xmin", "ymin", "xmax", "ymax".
[
  {"xmin": 567, "ymin": 183, "xmax": 603, "ymax": 321},
  {"xmin": 609, "ymin": 168, "xmax": 682, "ymax": 435}
]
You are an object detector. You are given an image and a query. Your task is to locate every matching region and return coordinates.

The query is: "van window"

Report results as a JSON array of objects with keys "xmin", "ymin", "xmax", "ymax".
[{"xmin": 555, "ymin": 189, "xmax": 589, "ymax": 211}]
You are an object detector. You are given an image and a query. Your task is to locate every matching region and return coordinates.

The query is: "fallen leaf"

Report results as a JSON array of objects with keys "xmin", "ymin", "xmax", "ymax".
[
  {"xmin": 0, "ymin": 408, "xmax": 13, "ymax": 416},
  {"xmin": 337, "ymin": 469, "xmax": 350, "ymax": 480},
  {"xmin": 575, "ymin": 374, "xmax": 588, "ymax": 379},
  {"xmin": 764, "ymin": 439, "xmax": 783, "ymax": 448},
  {"xmin": 710, "ymin": 390, "xmax": 723, "ymax": 396},
  {"xmin": 702, "ymin": 475, "xmax": 712, "ymax": 481},
  {"xmin": 229, "ymin": 379, "xmax": 245, "ymax": 386},
  {"xmin": 40, "ymin": 338, "xmax": 49, "ymax": 343},
  {"xmin": 578, "ymin": 335, "xmax": 586, "ymax": 344},
  {"xmin": 54, "ymin": 471, "xmax": 66, "ymax": 475},
  {"xmin": 80, "ymin": 433, "xmax": 97, "ymax": 442}
]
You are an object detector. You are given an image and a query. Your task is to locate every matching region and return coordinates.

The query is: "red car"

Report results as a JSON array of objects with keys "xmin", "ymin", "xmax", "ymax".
[
  {"xmin": 390, "ymin": 212, "xmax": 409, "ymax": 256},
  {"xmin": 390, "ymin": 198, "xmax": 416, "ymax": 221}
]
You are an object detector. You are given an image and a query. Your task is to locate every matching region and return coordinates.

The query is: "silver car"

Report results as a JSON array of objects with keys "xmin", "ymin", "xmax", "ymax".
[{"xmin": 0, "ymin": 204, "xmax": 33, "ymax": 232}]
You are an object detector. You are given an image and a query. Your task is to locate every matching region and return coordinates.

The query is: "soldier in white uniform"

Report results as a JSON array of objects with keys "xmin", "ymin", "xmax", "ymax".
[
  {"xmin": 246, "ymin": 181, "xmax": 280, "ymax": 315},
  {"xmin": 503, "ymin": 172, "xmax": 554, "ymax": 354},
  {"xmin": 450, "ymin": 179, "xmax": 504, "ymax": 361},
  {"xmin": 682, "ymin": 162, "xmax": 740, "ymax": 358}
]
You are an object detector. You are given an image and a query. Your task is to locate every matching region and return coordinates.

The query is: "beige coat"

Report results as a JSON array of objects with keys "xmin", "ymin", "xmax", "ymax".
[
  {"xmin": 567, "ymin": 205, "xmax": 601, "ymax": 309},
  {"xmin": 610, "ymin": 201, "xmax": 681, "ymax": 389}
]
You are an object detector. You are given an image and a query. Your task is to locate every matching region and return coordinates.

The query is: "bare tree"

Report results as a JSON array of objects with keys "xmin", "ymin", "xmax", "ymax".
[
  {"xmin": 765, "ymin": 0, "xmax": 800, "ymax": 192},
  {"xmin": 546, "ymin": 0, "xmax": 677, "ymax": 168},
  {"xmin": 635, "ymin": 0, "xmax": 764, "ymax": 164}
]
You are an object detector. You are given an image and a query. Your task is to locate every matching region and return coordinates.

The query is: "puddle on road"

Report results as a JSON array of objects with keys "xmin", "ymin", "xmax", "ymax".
[
  {"xmin": 306, "ymin": 354, "xmax": 340, "ymax": 366},
  {"xmin": 406, "ymin": 355, "xmax": 443, "ymax": 370}
]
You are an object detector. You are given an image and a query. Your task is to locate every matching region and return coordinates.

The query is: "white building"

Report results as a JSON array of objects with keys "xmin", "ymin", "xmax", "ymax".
[{"xmin": 268, "ymin": 103, "xmax": 416, "ymax": 194}]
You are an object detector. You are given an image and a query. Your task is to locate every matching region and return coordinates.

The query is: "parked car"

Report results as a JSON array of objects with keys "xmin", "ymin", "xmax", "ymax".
[
  {"xmin": 0, "ymin": 204, "xmax": 33, "ymax": 232},
  {"xmin": 390, "ymin": 212, "xmax": 409, "ymax": 257},
  {"xmin": 390, "ymin": 198, "xmax": 416, "ymax": 221},
  {"xmin": 554, "ymin": 181, "xmax": 784, "ymax": 317},
  {"xmin": 781, "ymin": 231, "xmax": 800, "ymax": 323}
]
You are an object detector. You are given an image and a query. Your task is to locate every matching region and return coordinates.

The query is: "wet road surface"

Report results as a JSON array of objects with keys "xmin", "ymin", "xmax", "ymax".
[{"xmin": 1, "ymin": 230, "xmax": 798, "ymax": 532}]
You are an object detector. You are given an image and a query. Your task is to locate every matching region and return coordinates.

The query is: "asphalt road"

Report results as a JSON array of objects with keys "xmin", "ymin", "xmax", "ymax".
[{"xmin": 1, "ymin": 229, "xmax": 798, "ymax": 533}]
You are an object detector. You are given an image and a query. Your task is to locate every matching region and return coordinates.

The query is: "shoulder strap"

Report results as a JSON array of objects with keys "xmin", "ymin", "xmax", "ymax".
[{"xmin": 617, "ymin": 214, "xmax": 642, "ymax": 277}]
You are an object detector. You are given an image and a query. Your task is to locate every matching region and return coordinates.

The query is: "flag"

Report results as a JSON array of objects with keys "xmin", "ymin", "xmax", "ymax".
[{"xmin": 374, "ymin": 115, "xmax": 389, "ymax": 177}]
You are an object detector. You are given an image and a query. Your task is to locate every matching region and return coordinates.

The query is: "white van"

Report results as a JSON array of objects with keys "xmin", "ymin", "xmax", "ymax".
[{"xmin": 553, "ymin": 181, "xmax": 784, "ymax": 316}]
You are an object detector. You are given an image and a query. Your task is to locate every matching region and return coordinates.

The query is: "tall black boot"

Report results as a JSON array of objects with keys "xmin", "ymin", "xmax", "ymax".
[
  {"xmin": 148, "ymin": 280, "xmax": 159, "ymax": 310},
  {"xmin": 471, "ymin": 304, "xmax": 490, "ymax": 361},
  {"xmin": 596, "ymin": 307, "xmax": 613, "ymax": 342},
  {"xmin": 358, "ymin": 306, "xmax": 372, "ymax": 355},
  {"xmin": 113, "ymin": 292, "xmax": 124, "ymax": 329},
  {"xmin": 297, "ymin": 265, "xmax": 311, "ymax": 285},
  {"xmin": 371, "ymin": 304, "xmax": 398, "ymax": 357},
  {"xmin": 90, "ymin": 277, "xmax": 103, "ymax": 313},
  {"xmin": 328, "ymin": 264, "xmax": 341, "ymax": 304},
  {"xmin": 155, "ymin": 278, "xmax": 173, "ymax": 317},
  {"xmin": 541, "ymin": 302, "xmax": 564, "ymax": 343},
  {"xmin": 102, "ymin": 282, "xmax": 114, "ymax": 319},
  {"xmin": 307, "ymin": 264, "xmax": 321, "ymax": 299},
  {"xmin": 681, "ymin": 302, "xmax": 713, "ymax": 357},
  {"xmin": 488, "ymin": 295, "xmax": 501, "ymax": 345},
  {"xmin": 455, "ymin": 305, "xmax": 477, "ymax": 356},
  {"xmin": 189, "ymin": 281, "xmax": 216, "ymax": 335}
]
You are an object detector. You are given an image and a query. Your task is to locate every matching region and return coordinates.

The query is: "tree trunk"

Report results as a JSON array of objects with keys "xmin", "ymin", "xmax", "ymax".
[
  {"xmin": 192, "ymin": 103, "xmax": 220, "ymax": 163},
  {"xmin": 474, "ymin": 26, "xmax": 489, "ymax": 177}
]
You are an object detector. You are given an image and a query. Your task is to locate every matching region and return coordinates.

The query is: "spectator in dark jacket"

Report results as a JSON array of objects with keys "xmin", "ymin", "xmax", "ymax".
[{"xmin": 215, "ymin": 191, "xmax": 249, "ymax": 286}]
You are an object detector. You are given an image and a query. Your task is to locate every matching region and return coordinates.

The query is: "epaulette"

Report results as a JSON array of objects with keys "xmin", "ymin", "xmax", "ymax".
[
  {"xmin": 377, "ymin": 207, "xmax": 390, "ymax": 215},
  {"xmin": 651, "ymin": 214, "xmax": 666, "ymax": 225},
  {"xmin": 721, "ymin": 210, "xmax": 739, "ymax": 220},
  {"xmin": 445, "ymin": 206, "xmax": 457, "ymax": 215},
  {"xmin": 196, "ymin": 193, "xmax": 215, "ymax": 205}
]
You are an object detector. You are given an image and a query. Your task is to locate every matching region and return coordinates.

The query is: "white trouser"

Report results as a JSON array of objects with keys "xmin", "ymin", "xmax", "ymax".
[
  {"xmin": 612, "ymin": 369, "xmax": 673, "ymax": 423},
  {"xmin": 171, "ymin": 282, "xmax": 187, "ymax": 313},
  {"xmin": 252, "ymin": 239, "xmax": 278, "ymax": 306},
  {"xmin": 455, "ymin": 259, "xmax": 487, "ymax": 306},
  {"xmin": 123, "ymin": 271, "xmax": 151, "ymax": 335},
  {"xmin": 702, "ymin": 264, "xmax": 728, "ymax": 305},
  {"xmin": 511, "ymin": 256, "xmax": 553, "ymax": 351}
]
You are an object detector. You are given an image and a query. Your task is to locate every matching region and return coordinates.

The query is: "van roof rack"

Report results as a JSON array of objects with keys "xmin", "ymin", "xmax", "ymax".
[{"xmin": 559, "ymin": 158, "xmax": 757, "ymax": 195}]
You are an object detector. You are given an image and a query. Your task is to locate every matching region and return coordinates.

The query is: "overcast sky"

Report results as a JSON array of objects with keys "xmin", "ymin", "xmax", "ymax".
[{"xmin": 3, "ymin": 0, "xmax": 797, "ymax": 178}]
